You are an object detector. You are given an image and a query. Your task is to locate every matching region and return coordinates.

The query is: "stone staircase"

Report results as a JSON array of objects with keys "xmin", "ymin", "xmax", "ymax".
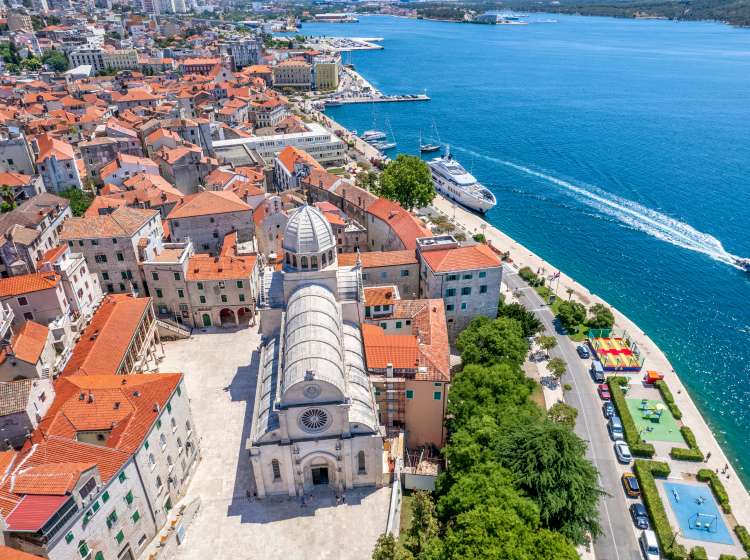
[{"xmin": 157, "ymin": 318, "xmax": 192, "ymax": 340}]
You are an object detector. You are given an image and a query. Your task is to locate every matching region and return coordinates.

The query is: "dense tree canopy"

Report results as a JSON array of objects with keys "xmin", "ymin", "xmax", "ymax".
[
  {"xmin": 456, "ymin": 316, "xmax": 529, "ymax": 367},
  {"xmin": 42, "ymin": 50, "xmax": 70, "ymax": 73},
  {"xmin": 378, "ymin": 154, "xmax": 435, "ymax": 211},
  {"xmin": 556, "ymin": 300, "xmax": 587, "ymax": 332},
  {"xmin": 588, "ymin": 303, "xmax": 615, "ymax": 330},
  {"xmin": 59, "ymin": 188, "xmax": 93, "ymax": 217},
  {"xmin": 497, "ymin": 302, "xmax": 543, "ymax": 339}
]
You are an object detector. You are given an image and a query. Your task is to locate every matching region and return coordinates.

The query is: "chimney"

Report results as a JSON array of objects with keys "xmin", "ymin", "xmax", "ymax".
[{"xmin": 87, "ymin": 392, "xmax": 95, "ymax": 403}]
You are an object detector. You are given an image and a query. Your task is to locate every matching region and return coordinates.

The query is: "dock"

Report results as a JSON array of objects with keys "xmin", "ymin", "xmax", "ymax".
[{"xmin": 327, "ymin": 94, "xmax": 430, "ymax": 106}]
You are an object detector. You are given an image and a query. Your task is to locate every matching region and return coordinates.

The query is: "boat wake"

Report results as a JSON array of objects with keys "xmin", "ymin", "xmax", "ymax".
[{"xmin": 456, "ymin": 147, "xmax": 745, "ymax": 268}]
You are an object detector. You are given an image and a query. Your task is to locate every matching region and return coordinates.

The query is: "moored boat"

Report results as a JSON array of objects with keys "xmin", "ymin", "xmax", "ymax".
[{"xmin": 427, "ymin": 146, "xmax": 497, "ymax": 213}]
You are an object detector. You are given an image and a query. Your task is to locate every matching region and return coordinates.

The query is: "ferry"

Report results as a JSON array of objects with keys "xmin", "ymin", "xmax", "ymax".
[{"xmin": 428, "ymin": 146, "xmax": 497, "ymax": 213}]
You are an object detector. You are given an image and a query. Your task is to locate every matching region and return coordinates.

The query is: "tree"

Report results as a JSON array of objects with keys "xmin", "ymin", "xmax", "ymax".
[
  {"xmin": 378, "ymin": 154, "xmax": 435, "ymax": 211},
  {"xmin": 456, "ymin": 316, "xmax": 529, "ymax": 368},
  {"xmin": 556, "ymin": 300, "xmax": 586, "ymax": 333},
  {"xmin": 497, "ymin": 302, "xmax": 543, "ymax": 339},
  {"xmin": 405, "ymin": 491, "xmax": 438, "ymax": 557},
  {"xmin": 355, "ymin": 170, "xmax": 379, "ymax": 192},
  {"xmin": 547, "ymin": 402, "xmax": 578, "ymax": 429},
  {"xmin": 42, "ymin": 50, "xmax": 69, "ymax": 73},
  {"xmin": 472, "ymin": 232, "xmax": 486, "ymax": 243},
  {"xmin": 59, "ymin": 188, "xmax": 93, "ymax": 217},
  {"xmin": 371, "ymin": 533, "xmax": 412, "ymax": 560},
  {"xmin": 546, "ymin": 357, "xmax": 567, "ymax": 381},
  {"xmin": 535, "ymin": 335, "xmax": 557, "ymax": 357},
  {"xmin": 0, "ymin": 185, "xmax": 15, "ymax": 213},
  {"xmin": 588, "ymin": 303, "xmax": 615, "ymax": 330},
  {"xmin": 496, "ymin": 421, "xmax": 603, "ymax": 545},
  {"xmin": 566, "ymin": 288, "xmax": 574, "ymax": 301},
  {"xmin": 21, "ymin": 57, "xmax": 42, "ymax": 71}
]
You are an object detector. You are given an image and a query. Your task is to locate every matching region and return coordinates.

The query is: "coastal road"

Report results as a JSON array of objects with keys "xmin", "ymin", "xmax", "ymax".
[{"xmin": 503, "ymin": 265, "xmax": 642, "ymax": 560}]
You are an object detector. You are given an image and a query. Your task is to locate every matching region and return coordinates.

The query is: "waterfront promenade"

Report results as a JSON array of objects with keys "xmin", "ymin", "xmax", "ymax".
[{"xmin": 431, "ymin": 194, "xmax": 750, "ymax": 530}]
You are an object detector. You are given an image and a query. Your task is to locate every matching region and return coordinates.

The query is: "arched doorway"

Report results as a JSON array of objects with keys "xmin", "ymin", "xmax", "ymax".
[
  {"xmin": 300, "ymin": 453, "xmax": 338, "ymax": 494},
  {"xmin": 219, "ymin": 308, "xmax": 236, "ymax": 326},
  {"xmin": 237, "ymin": 307, "xmax": 252, "ymax": 325},
  {"xmin": 202, "ymin": 314, "xmax": 211, "ymax": 327}
]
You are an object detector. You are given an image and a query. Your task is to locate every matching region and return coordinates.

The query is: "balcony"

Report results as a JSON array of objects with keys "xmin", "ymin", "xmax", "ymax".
[{"xmin": 0, "ymin": 302, "xmax": 13, "ymax": 341}]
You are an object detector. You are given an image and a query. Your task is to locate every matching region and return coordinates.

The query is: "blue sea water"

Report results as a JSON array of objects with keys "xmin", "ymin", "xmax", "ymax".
[{"xmin": 301, "ymin": 14, "xmax": 750, "ymax": 485}]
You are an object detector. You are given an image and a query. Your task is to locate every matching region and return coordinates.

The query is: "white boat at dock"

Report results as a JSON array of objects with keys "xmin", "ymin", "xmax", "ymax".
[
  {"xmin": 362, "ymin": 130, "xmax": 386, "ymax": 141},
  {"xmin": 428, "ymin": 146, "xmax": 497, "ymax": 213}
]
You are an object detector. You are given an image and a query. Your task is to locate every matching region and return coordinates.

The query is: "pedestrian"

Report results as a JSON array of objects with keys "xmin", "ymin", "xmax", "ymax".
[{"xmin": 704, "ymin": 451, "xmax": 712, "ymax": 463}]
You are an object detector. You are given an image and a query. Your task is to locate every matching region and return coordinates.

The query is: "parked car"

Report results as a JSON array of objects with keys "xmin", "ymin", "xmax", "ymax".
[
  {"xmin": 590, "ymin": 360, "xmax": 605, "ymax": 383},
  {"xmin": 630, "ymin": 503, "xmax": 650, "ymax": 529},
  {"xmin": 608, "ymin": 415, "xmax": 624, "ymax": 441},
  {"xmin": 602, "ymin": 401, "xmax": 615, "ymax": 418},
  {"xmin": 621, "ymin": 472, "xmax": 641, "ymax": 497},
  {"xmin": 576, "ymin": 345, "xmax": 590, "ymax": 358},
  {"xmin": 615, "ymin": 441, "xmax": 632, "ymax": 464},
  {"xmin": 598, "ymin": 383, "xmax": 611, "ymax": 400},
  {"xmin": 639, "ymin": 529, "xmax": 661, "ymax": 560}
]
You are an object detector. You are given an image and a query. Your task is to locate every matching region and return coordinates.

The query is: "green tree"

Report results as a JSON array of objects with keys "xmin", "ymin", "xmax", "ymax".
[
  {"xmin": 0, "ymin": 185, "xmax": 16, "ymax": 213},
  {"xmin": 456, "ymin": 316, "xmax": 529, "ymax": 368},
  {"xmin": 588, "ymin": 303, "xmax": 615, "ymax": 330},
  {"xmin": 371, "ymin": 533, "xmax": 412, "ymax": 560},
  {"xmin": 497, "ymin": 302, "xmax": 543, "ymax": 339},
  {"xmin": 556, "ymin": 300, "xmax": 586, "ymax": 333},
  {"xmin": 547, "ymin": 402, "xmax": 578, "ymax": 429},
  {"xmin": 355, "ymin": 170, "xmax": 379, "ymax": 192},
  {"xmin": 496, "ymin": 421, "xmax": 603, "ymax": 545},
  {"xmin": 535, "ymin": 335, "xmax": 557, "ymax": 357},
  {"xmin": 59, "ymin": 188, "xmax": 93, "ymax": 217},
  {"xmin": 21, "ymin": 57, "xmax": 42, "ymax": 71},
  {"xmin": 378, "ymin": 154, "xmax": 435, "ymax": 211},
  {"xmin": 42, "ymin": 50, "xmax": 70, "ymax": 73},
  {"xmin": 404, "ymin": 491, "xmax": 438, "ymax": 557},
  {"xmin": 472, "ymin": 232, "xmax": 486, "ymax": 243},
  {"xmin": 546, "ymin": 357, "xmax": 567, "ymax": 381}
]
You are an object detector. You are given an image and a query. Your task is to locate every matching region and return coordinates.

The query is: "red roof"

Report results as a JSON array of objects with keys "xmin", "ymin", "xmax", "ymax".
[
  {"xmin": 5, "ymin": 494, "xmax": 68, "ymax": 531},
  {"xmin": 337, "ymin": 250, "xmax": 416, "ymax": 268},
  {"xmin": 420, "ymin": 243, "xmax": 502, "ymax": 273},
  {"xmin": 9, "ymin": 321, "xmax": 48, "ymax": 365},
  {"xmin": 0, "ymin": 272, "xmax": 60, "ymax": 298},
  {"xmin": 0, "ymin": 545, "xmax": 47, "ymax": 559},
  {"xmin": 366, "ymin": 199, "xmax": 432, "ymax": 250}
]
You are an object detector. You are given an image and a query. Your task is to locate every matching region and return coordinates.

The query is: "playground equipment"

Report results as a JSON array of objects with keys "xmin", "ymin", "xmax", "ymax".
[{"xmin": 689, "ymin": 512, "xmax": 718, "ymax": 533}]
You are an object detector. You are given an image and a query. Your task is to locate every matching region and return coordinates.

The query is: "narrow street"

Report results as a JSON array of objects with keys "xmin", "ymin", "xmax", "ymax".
[{"xmin": 503, "ymin": 265, "xmax": 642, "ymax": 560}]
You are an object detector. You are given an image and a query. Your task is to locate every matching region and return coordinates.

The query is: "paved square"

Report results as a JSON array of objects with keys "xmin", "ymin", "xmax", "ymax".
[
  {"xmin": 157, "ymin": 326, "xmax": 390, "ymax": 560},
  {"xmin": 626, "ymin": 398, "xmax": 684, "ymax": 443}
]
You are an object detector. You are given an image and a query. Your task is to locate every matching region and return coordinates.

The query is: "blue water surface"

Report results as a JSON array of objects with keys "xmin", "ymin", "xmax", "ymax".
[
  {"xmin": 301, "ymin": 14, "xmax": 750, "ymax": 485},
  {"xmin": 663, "ymin": 482, "xmax": 734, "ymax": 545}
]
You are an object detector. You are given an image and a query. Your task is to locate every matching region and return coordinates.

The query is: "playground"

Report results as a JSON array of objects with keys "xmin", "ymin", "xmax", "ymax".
[
  {"xmin": 589, "ymin": 334, "xmax": 644, "ymax": 372},
  {"xmin": 626, "ymin": 398, "xmax": 684, "ymax": 443},
  {"xmin": 662, "ymin": 481, "xmax": 734, "ymax": 545}
]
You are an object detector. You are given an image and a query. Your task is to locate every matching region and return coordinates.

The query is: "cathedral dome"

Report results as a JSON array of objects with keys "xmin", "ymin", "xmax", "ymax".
[{"xmin": 282, "ymin": 205, "xmax": 335, "ymax": 256}]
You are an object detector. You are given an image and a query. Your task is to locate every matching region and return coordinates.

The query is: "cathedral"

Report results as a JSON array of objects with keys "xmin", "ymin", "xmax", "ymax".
[{"xmin": 247, "ymin": 205, "xmax": 385, "ymax": 498}]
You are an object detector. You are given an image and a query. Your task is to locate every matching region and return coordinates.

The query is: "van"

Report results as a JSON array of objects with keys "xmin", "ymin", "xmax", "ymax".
[
  {"xmin": 639, "ymin": 529, "xmax": 660, "ymax": 560},
  {"xmin": 590, "ymin": 361, "xmax": 605, "ymax": 383},
  {"xmin": 608, "ymin": 415, "xmax": 624, "ymax": 441}
]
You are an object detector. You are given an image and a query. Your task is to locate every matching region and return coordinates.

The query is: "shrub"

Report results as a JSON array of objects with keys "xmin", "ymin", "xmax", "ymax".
[
  {"xmin": 696, "ymin": 469, "xmax": 731, "ymax": 514},
  {"xmin": 472, "ymin": 233, "xmax": 486, "ymax": 243},
  {"xmin": 670, "ymin": 427, "xmax": 703, "ymax": 462},
  {"xmin": 736, "ymin": 525, "xmax": 750, "ymax": 556},
  {"xmin": 718, "ymin": 555, "xmax": 738, "ymax": 560},
  {"xmin": 634, "ymin": 460, "xmax": 688, "ymax": 560},
  {"xmin": 689, "ymin": 546, "xmax": 708, "ymax": 560},
  {"xmin": 519, "ymin": 266, "xmax": 537, "ymax": 283},
  {"xmin": 608, "ymin": 377, "xmax": 655, "ymax": 457},
  {"xmin": 655, "ymin": 380, "xmax": 682, "ymax": 419}
]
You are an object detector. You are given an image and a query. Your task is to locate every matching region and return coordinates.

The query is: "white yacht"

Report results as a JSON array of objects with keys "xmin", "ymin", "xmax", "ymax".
[{"xmin": 428, "ymin": 147, "xmax": 497, "ymax": 213}]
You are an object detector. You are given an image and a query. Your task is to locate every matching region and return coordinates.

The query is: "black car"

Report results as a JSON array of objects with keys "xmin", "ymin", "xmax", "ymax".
[
  {"xmin": 630, "ymin": 503, "xmax": 650, "ymax": 530},
  {"xmin": 576, "ymin": 345, "xmax": 590, "ymax": 359},
  {"xmin": 602, "ymin": 401, "xmax": 615, "ymax": 418}
]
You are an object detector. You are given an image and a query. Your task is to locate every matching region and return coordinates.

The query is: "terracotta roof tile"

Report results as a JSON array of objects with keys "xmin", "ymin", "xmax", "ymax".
[
  {"xmin": 0, "ymin": 272, "xmax": 60, "ymax": 298},
  {"xmin": 366, "ymin": 199, "xmax": 432, "ymax": 250},
  {"xmin": 61, "ymin": 206, "xmax": 158, "ymax": 240},
  {"xmin": 167, "ymin": 190, "xmax": 250, "ymax": 220},
  {"xmin": 9, "ymin": 321, "xmax": 49, "ymax": 364},
  {"xmin": 0, "ymin": 380, "xmax": 37, "ymax": 416},
  {"xmin": 186, "ymin": 254, "xmax": 257, "ymax": 281},
  {"xmin": 420, "ymin": 243, "xmax": 502, "ymax": 273},
  {"xmin": 337, "ymin": 250, "xmax": 416, "ymax": 268}
]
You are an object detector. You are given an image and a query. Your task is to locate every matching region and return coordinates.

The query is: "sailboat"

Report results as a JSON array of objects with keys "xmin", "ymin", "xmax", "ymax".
[
  {"xmin": 420, "ymin": 121, "xmax": 441, "ymax": 153},
  {"xmin": 361, "ymin": 107, "xmax": 386, "ymax": 141},
  {"xmin": 373, "ymin": 118, "xmax": 397, "ymax": 152}
]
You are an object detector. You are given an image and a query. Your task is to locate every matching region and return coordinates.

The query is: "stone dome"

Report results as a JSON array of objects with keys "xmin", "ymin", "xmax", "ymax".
[{"xmin": 282, "ymin": 205, "xmax": 335, "ymax": 256}]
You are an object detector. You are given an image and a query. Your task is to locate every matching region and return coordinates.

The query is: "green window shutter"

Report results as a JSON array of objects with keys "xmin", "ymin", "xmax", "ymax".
[
  {"xmin": 119, "ymin": 471, "xmax": 127, "ymax": 483},
  {"xmin": 125, "ymin": 491, "xmax": 134, "ymax": 505},
  {"xmin": 144, "ymin": 440, "xmax": 149, "ymax": 450},
  {"xmin": 78, "ymin": 541, "xmax": 89, "ymax": 558},
  {"xmin": 132, "ymin": 510, "xmax": 141, "ymax": 523},
  {"xmin": 176, "ymin": 385, "xmax": 181, "ymax": 396},
  {"xmin": 65, "ymin": 531, "xmax": 74, "ymax": 544},
  {"xmin": 95, "ymin": 553, "xmax": 104, "ymax": 560},
  {"xmin": 433, "ymin": 391, "xmax": 441, "ymax": 400},
  {"xmin": 115, "ymin": 530, "xmax": 124, "ymax": 544},
  {"xmin": 236, "ymin": 280, "xmax": 243, "ymax": 288},
  {"xmin": 199, "ymin": 295, "xmax": 206, "ymax": 303},
  {"xmin": 239, "ymin": 294, "xmax": 245, "ymax": 302},
  {"xmin": 166, "ymin": 402, "xmax": 172, "ymax": 413},
  {"xmin": 102, "ymin": 491, "xmax": 109, "ymax": 503},
  {"xmin": 92, "ymin": 500, "xmax": 100, "ymax": 512},
  {"xmin": 406, "ymin": 390, "xmax": 414, "ymax": 400},
  {"xmin": 106, "ymin": 510, "xmax": 117, "ymax": 528},
  {"xmin": 197, "ymin": 282, "xmax": 203, "ymax": 290},
  {"xmin": 156, "ymin": 419, "xmax": 162, "ymax": 429}
]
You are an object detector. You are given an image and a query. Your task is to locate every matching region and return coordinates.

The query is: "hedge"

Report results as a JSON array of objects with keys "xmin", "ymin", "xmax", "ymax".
[
  {"xmin": 670, "ymin": 426, "xmax": 704, "ymax": 462},
  {"xmin": 696, "ymin": 469, "xmax": 731, "ymax": 514},
  {"xmin": 655, "ymin": 380, "xmax": 682, "ymax": 419},
  {"xmin": 689, "ymin": 547, "xmax": 707, "ymax": 560},
  {"xmin": 608, "ymin": 377, "xmax": 655, "ymax": 457},
  {"xmin": 718, "ymin": 556, "xmax": 738, "ymax": 560},
  {"xmin": 736, "ymin": 525, "xmax": 750, "ymax": 556},
  {"xmin": 634, "ymin": 459, "xmax": 688, "ymax": 560}
]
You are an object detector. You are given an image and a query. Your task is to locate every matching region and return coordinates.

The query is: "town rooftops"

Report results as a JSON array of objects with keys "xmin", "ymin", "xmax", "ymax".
[
  {"xmin": 0, "ymin": 272, "xmax": 60, "ymax": 298},
  {"xmin": 61, "ymin": 206, "xmax": 158, "ymax": 239},
  {"xmin": 61, "ymin": 295, "xmax": 152, "ymax": 376},
  {"xmin": 0, "ymin": 193, "xmax": 68, "ymax": 233},
  {"xmin": 365, "ymin": 198, "xmax": 432, "ymax": 250},
  {"xmin": 364, "ymin": 286, "xmax": 400, "ymax": 307},
  {"xmin": 0, "ymin": 171, "xmax": 33, "ymax": 187},
  {"xmin": 167, "ymin": 190, "xmax": 250, "ymax": 220},
  {"xmin": 186, "ymin": 254, "xmax": 257, "ymax": 281},
  {"xmin": 0, "ymin": 379, "xmax": 40, "ymax": 417},
  {"xmin": 7, "ymin": 321, "xmax": 49, "ymax": 364},
  {"xmin": 419, "ymin": 242, "xmax": 502, "ymax": 273},
  {"xmin": 277, "ymin": 145, "xmax": 323, "ymax": 175},
  {"xmin": 35, "ymin": 133, "xmax": 75, "ymax": 163},
  {"xmin": 338, "ymin": 250, "xmax": 417, "ymax": 269}
]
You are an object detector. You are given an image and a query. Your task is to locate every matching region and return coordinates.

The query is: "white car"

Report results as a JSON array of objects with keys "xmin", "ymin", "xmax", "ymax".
[
  {"xmin": 639, "ymin": 529, "xmax": 661, "ymax": 560},
  {"xmin": 614, "ymin": 441, "xmax": 632, "ymax": 464}
]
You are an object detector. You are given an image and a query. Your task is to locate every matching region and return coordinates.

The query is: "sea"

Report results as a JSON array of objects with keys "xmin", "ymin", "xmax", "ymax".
[{"xmin": 297, "ymin": 14, "xmax": 750, "ymax": 485}]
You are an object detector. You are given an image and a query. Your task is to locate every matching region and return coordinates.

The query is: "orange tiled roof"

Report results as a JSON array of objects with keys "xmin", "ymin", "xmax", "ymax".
[
  {"xmin": 10, "ymin": 321, "xmax": 49, "ymax": 364},
  {"xmin": 11, "ymin": 463, "xmax": 96, "ymax": 496},
  {"xmin": 0, "ymin": 272, "xmax": 60, "ymax": 298},
  {"xmin": 0, "ymin": 545, "xmax": 47, "ymax": 559},
  {"xmin": 35, "ymin": 133, "xmax": 75, "ymax": 163},
  {"xmin": 61, "ymin": 295, "xmax": 151, "ymax": 376},
  {"xmin": 420, "ymin": 243, "xmax": 502, "ymax": 273},
  {"xmin": 61, "ymin": 206, "xmax": 157, "ymax": 240},
  {"xmin": 364, "ymin": 286, "xmax": 399, "ymax": 307},
  {"xmin": 277, "ymin": 146, "xmax": 323, "ymax": 174},
  {"xmin": 337, "ymin": 250, "xmax": 417, "ymax": 268},
  {"xmin": 366, "ymin": 198, "xmax": 432, "ymax": 250},
  {"xmin": 0, "ymin": 172, "xmax": 32, "ymax": 187},
  {"xmin": 362, "ymin": 324, "xmax": 420, "ymax": 370},
  {"xmin": 186, "ymin": 254, "xmax": 257, "ymax": 281},
  {"xmin": 167, "ymin": 190, "xmax": 250, "ymax": 220}
]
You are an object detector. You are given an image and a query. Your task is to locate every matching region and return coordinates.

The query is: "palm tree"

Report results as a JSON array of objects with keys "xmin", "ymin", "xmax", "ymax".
[{"xmin": 566, "ymin": 288, "xmax": 574, "ymax": 301}]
